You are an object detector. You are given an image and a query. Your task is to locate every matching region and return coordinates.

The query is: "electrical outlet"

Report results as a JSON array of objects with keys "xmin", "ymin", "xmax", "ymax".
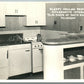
[
  {"xmin": 79, "ymin": 26, "xmax": 83, "ymax": 31},
  {"xmin": 54, "ymin": 21, "xmax": 57, "ymax": 24}
]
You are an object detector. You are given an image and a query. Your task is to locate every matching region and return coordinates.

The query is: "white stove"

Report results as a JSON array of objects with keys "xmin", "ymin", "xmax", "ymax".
[{"xmin": 31, "ymin": 42, "xmax": 43, "ymax": 73}]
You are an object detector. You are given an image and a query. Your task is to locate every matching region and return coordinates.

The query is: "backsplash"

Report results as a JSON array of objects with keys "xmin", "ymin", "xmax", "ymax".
[
  {"xmin": 44, "ymin": 3, "xmax": 84, "ymax": 33},
  {"xmin": 0, "ymin": 28, "xmax": 40, "ymax": 41},
  {"xmin": 22, "ymin": 28, "xmax": 40, "ymax": 41},
  {"xmin": 40, "ymin": 29, "xmax": 68, "ymax": 41}
]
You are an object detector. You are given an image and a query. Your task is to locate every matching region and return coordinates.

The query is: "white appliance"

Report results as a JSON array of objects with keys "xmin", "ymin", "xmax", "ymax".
[
  {"xmin": 32, "ymin": 42, "xmax": 43, "ymax": 73},
  {"xmin": 8, "ymin": 44, "xmax": 31, "ymax": 77}
]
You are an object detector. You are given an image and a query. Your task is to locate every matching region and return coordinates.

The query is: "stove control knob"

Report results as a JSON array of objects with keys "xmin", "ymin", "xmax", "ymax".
[{"xmin": 40, "ymin": 45, "xmax": 42, "ymax": 47}]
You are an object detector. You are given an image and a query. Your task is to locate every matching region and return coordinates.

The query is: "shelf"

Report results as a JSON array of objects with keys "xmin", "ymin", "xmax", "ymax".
[
  {"xmin": 64, "ymin": 59, "xmax": 84, "ymax": 66},
  {"xmin": 64, "ymin": 62, "xmax": 84, "ymax": 70},
  {"xmin": 64, "ymin": 61, "xmax": 84, "ymax": 79}
]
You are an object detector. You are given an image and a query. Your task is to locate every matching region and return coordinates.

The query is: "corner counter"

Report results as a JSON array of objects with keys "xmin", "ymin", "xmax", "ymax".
[{"xmin": 43, "ymin": 41, "xmax": 84, "ymax": 81}]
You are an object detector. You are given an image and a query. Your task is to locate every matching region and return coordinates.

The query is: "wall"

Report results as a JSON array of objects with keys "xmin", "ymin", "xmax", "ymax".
[
  {"xmin": 22, "ymin": 28, "xmax": 40, "ymax": 39},
  {"xmin": 41, "ymin": 29, "xmax": 68, "ymax": 41},
  {"xmin": 42, "ymin": 3, "xmax": 84, "ymax": 33}
]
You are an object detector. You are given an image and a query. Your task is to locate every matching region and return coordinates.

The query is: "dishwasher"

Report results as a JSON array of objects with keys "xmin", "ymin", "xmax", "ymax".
[{"xmin": 32, "ymin": 42, "xmax": 43, "ymax": 73}]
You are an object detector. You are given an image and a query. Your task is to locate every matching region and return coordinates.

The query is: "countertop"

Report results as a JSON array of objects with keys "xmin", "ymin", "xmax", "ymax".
[
  {"xmin": 43, "ymin": 40, "xmax": 84, "ymax": 45},
  {"xmin": 43, "ymin": 33, "xmax": 84, "ymax": 45},
  {"xmin": 0, "ymin": 41, "xmax": 31, "ymax": 46}
]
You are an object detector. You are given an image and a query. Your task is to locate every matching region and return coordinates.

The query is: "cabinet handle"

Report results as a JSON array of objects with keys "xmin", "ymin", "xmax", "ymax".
[
  {"xmin": 35, "ymin": 20, "xmax": 38, "ymax": 24},
  {"xmin": 15, "ymin": 9, "xmax": 18, "ymax": 13},
  {"xmin": 25, "ymin": 50, "xmax": 30, "ymax": 52},
  {"xmin": 7, "ymin": 51, "xmax": 8, "ymax": 59},
  {"xmin": 39, "ymin": 49, "xmax": 43, "ymax": 50}
]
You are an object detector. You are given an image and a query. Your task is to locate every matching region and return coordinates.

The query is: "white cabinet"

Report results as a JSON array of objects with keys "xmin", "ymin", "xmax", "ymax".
[
  {"xmin": 26, "ymin": 2, "xmax": 46, "ymax": 26},
  {"xmin": 43, "ymin": 45, "xmax": 63, "ymax": 80},
  {"xmin": 43, "ymin": 42, "xmax": 84, "ymax": 80},
  {"xmin": 0, "ymin": 47, "xmax": 8, "ymax": 79},
  {"xmin": 8, "ymin": 44, "xmax": 31, "ymax": 76},
  {"xmin": 0, "ymin": 3, "xmax": 6, "ymax": 27},
  {"xmin": 32, "ymin": 49, "xmax": 43, "ymax": 73},
  {"xmin": 6, "ymin": 2, "xmax": 26, "ymax": 15},
  {"xmin": 0, "ymin": 47, "xmax": 8, "ymax": 67}
]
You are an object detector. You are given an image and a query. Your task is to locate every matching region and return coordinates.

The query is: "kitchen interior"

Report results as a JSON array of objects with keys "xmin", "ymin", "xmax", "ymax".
[{"xmin": 0, "ymin": 1, "xmax": 84, "ymax": 80}]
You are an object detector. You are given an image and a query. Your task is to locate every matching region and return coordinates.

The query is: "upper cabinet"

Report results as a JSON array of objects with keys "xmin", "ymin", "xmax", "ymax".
[
  {"xmin": 0, "ymin": 2, "xmax": 46, "ymax": 27},
  {"xmin": 6, "ymin": 2, "xmax": 26, "ymax": 15},
  {"xmin": 25, "ymin": 2, "xmax": 46, "ymax": 26},
  {"xmin": 0, "ymin": 2, "xmax": 6, "ymax": 27}
]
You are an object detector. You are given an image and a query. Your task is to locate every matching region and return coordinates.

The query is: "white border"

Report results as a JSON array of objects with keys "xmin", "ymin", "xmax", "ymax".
[{"xmin": 1, "ymin": 1, "xmax": 84, "ymax": 82}]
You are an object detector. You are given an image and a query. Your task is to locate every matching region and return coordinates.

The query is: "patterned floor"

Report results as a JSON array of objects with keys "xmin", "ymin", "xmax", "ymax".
[{"xmin": 8, "ymin": 72, "xmax": 43, "ymax": 79}]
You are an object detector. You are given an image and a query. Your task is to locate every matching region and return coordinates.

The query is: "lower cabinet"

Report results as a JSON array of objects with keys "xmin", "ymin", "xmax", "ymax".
[
  {"xmin": 0, "ymin": 67, "xmax": 9, "ymax": 79},
  {"xmin": 0, "ymin": 47, "xmax": 8, "ymax": 79},
  {"xmin": 64, "ymin": 67, "xmax": 80, "ymax": 79},
  {"xmin": 8, "ymin": 47, "xmax": 31, "ymax": 76}
]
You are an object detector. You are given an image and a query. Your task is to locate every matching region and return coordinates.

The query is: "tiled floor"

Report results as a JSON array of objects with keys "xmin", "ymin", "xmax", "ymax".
[{"xmin": 8, "ymin": 72, "xmax": 43, "ymax": 79}]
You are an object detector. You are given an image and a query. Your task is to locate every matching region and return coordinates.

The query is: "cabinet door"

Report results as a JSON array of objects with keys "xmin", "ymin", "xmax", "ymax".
[
  {"xmin": 0, "ymin": 47, "xmax": 8, "ymax": 79},
  {"xmin": 9, "ymin": 48, "xmax": 31, "ymax": 76},
  {"xmin": 64, "ymin": 67, "xmax": 80, "ymax": 79},
  {"xmin": 26, "ymin": 2, "xmax": 46, "ymax": 26},
  {"xmin": 0, "ymin": 3, "xmax": 6, "ymax": 27},
  {"xmin": 6, "ymin": 2, "xmax": 26, "ymax": 15},
  {"xmin": 32, "ymin": 49, "xmax": 43, "ymax": 73},
  {"xmin": 0, "ymin": 48, "xmax": 8, "ymax": 67}
]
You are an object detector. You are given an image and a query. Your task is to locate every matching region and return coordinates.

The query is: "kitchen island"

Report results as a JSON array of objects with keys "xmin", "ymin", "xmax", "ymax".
[{"xmin": 43, "ymin": 34, "xmax": 84, "ymax": 81}]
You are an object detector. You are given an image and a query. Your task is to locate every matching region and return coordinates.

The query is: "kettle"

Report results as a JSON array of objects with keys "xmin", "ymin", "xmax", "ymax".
[{"xmin": 37, "ymin": 34, "xmax": 42, "ymax": 42}]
